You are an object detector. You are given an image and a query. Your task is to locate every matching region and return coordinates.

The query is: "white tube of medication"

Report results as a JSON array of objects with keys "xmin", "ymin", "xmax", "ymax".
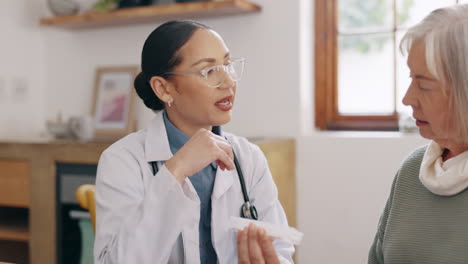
[{"xmin": 230, "ymin": 216, "xmax": 303, "ymax": 245}]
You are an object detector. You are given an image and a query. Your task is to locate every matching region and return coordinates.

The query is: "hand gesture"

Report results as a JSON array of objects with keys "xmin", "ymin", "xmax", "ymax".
[{"xmin": 165, "ymin": 128, "xmax": 235, "ymax": 184}]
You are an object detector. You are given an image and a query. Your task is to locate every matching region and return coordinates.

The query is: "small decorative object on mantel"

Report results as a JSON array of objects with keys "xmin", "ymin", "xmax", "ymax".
[
  {"xmin": 46, "ymin": 113, "xmax": 96, "ymax": 140},
  {"xmin": 92, "ymin": 66, "xmax": 139, "ymax": 140},
  {"xmin": 69, "ymin": 115, "xmax": 95, "ymax": 141},
  {"xmin": 46, "ymin": 112, "xmax": 75, "ymax": 139}
]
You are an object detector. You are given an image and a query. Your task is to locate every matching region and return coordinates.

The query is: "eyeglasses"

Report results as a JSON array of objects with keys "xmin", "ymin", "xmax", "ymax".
[{"xmin": 165, "ymin": 58, "xmax": 245, "ymax": 88}]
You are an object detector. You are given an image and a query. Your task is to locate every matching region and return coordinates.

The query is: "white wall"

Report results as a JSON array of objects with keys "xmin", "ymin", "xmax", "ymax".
[
  {"xmin": 296, "ymin": 133, "xmax": 427, "ymax": 263},
  {"xmin": 1, "ymin": 1, "xmax": 431, "ymax": 263},
  {"xmin": 0, "ymin": 1, "xmax": 47, "ymax": 139}
]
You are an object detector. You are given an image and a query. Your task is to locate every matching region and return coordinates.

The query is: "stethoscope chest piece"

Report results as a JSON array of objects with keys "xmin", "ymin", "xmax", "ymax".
[{"xmin": 241, "ymin": 201, "xmax": 258, "ymax": 220}]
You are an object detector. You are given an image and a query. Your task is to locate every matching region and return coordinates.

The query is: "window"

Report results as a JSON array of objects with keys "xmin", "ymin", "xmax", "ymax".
[{"xmin": 315, "ymin": 0, "xmax": 468, "ymax": 130}]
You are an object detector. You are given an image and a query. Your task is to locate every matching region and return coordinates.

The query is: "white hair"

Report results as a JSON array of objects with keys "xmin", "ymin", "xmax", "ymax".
[{"xmin": 400, "ymin": 4, "xmax": 468, "ymax": 142}]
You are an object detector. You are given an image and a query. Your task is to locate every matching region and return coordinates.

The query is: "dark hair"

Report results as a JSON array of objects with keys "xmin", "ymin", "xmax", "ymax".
[{"xmin": 134, "ymin": 20, "xmax": 211, "ymax": 111}]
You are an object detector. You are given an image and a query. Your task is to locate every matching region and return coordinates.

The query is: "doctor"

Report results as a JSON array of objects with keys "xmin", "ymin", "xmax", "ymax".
[{"xmin": 94, "ymin": 20, "xmax": 294, "ymax": 264}]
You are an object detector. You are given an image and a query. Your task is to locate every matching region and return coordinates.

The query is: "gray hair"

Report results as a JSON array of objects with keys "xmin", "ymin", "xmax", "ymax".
[{"xmin": 400, "ymin": 4, "xmax": 468, "ymax": 142}]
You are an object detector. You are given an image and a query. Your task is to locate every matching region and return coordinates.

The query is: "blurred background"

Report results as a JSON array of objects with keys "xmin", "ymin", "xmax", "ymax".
[{"xmin": 1, "ymin": 0, "xmax": 465, "ymax": 263}]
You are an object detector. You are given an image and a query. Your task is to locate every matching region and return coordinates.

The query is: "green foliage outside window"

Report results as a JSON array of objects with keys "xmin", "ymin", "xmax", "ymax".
[{"xmin": 339, "ymin": 0, "xmax": 414, "ymax": 53}]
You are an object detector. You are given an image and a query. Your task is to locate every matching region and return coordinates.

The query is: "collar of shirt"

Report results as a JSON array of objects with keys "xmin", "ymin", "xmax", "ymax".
[{"xmin": 163, "ymin": 111, "xmax": 217, "ymax": 170}]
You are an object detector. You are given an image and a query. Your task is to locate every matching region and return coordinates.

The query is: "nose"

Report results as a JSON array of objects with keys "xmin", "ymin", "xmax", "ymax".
[
  {"xmin": 218, "ymin": 69, "xmax": 236, "ymax": 89},
  {"xmin": 402, "ymin": 80, "xmax": 417, "ymax": 107}
]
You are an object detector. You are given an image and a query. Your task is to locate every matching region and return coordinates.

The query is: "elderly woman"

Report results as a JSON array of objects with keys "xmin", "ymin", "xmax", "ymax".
[{"xmin": 368, "ymin": 4, "xmax": 468, "ymax": 264}]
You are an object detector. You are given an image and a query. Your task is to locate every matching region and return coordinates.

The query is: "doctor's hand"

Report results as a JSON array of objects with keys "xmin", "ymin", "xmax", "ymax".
[
  {"xmin": 237, "ymin": 223, "xmax": 280, "ymax": 264},
  {"xmin": 165, "ymin": 128, "xmax": 235, "ymax": 184}
]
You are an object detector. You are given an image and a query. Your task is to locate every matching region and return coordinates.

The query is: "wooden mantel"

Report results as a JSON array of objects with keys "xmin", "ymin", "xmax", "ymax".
[
  {"xmin": 0, "ymin": 138, "xmax": 295, "ymax": 264},
  {"xmin": 0, "ymin": 140, "xmax": 110, "ymax": 264}
]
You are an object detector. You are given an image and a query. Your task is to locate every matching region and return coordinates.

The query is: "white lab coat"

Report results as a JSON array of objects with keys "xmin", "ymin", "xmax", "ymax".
[{"xmin": 94, "ymin": 111, "xmax": 294, "ymax": 264}]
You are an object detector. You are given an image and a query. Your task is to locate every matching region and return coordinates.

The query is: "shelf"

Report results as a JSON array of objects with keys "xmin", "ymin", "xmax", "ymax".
[
  {"xmin": 40, "ymin": 0, "xmax": 261, "ymax": 29},
  {"xmin": 0, "ymin": 222, "xmax": 29, "ymax": 242}
]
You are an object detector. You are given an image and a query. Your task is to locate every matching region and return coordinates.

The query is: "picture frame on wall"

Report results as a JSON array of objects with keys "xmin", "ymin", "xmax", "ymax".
[{"xmin": 92, "ymin": 66, "xmax": 139, "ymax": 139}]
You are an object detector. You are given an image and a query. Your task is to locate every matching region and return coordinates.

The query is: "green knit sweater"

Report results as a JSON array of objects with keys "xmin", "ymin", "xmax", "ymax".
[{"xmin": 368, "ymin": 145, "xmax": 468, "ymax": 264}]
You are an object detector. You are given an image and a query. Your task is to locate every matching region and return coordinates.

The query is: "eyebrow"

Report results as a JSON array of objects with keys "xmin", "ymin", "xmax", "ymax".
[{"xmin": 190, "ymin": 52, "xmax": 231, "ymax": 67}]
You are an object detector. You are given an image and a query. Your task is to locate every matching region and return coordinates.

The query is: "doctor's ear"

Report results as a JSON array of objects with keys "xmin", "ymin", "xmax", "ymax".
[{"xmin": 150, "ymin": 76, "xmax": 173, "ymax": 105}]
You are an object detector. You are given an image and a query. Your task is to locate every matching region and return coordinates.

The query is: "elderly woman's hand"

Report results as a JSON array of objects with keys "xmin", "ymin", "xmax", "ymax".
[{"xmin": 237, "ymin": 223, "xmax": 280, "ymax": 264}]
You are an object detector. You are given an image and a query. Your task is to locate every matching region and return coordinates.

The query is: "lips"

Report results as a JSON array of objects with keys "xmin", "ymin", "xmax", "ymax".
[
  {"xmin": 215, "ymin": 96, "xmax": 233, "ymax": 111},
  {"xmin": 414, "ymin": 116, "xmax": 429, "ymax": 126}
]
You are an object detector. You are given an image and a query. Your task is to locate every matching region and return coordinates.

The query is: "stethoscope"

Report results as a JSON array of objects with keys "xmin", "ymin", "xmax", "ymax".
[{"xmin": 150, "ymin": 126, "xmax": 258, "ymax": 220}]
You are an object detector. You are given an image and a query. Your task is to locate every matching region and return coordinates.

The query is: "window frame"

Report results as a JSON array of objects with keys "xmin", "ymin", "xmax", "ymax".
[{"xmin": 314, "ymin": 0, "xmax": 399, "ymax": 131}]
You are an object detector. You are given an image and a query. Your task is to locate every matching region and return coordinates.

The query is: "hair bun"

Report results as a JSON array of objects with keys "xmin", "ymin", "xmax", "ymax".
[{"xmin": 134, "ymin": 72, "xmax": 165, "ymax": 111}]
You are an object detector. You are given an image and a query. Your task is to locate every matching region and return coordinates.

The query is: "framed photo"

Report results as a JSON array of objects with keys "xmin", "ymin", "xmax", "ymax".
[{"xmin": 92, "ymin": 66, "xmax": 139, "ymax": 139}]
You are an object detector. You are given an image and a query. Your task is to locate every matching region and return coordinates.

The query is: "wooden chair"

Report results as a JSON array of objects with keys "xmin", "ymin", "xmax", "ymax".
[{"xmin": 76, "ymin": 184, "xmax": 96, "ymax": 232}]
